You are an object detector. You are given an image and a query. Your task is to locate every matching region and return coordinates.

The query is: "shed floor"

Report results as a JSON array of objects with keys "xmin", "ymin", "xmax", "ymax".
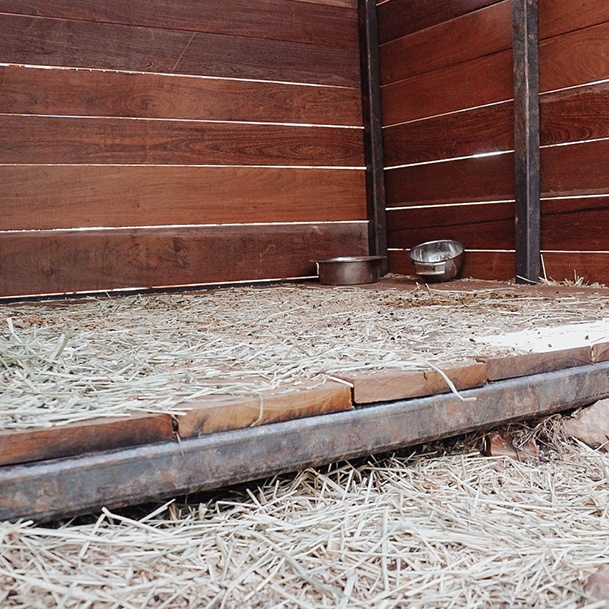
[{"xmin": 2, "ymin": 276, "xmax": 609, "ymax": 520}]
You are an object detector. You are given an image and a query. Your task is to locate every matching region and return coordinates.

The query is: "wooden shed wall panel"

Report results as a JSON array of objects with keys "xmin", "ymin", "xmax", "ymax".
[
  {"xmin": 0, "ymin": 116, "xmax": 364, "ymax": 167},
  {"xmin": 0, "ymin": 0, "xmax": 359, "ymax": 48},
  {"xmin": 377, "ymin": 0, "xmax": 502, "ymax": 45},
  {"xmin": 0, "ymin": 65, "xmax": 362, "ymax": 126},
  {"xmin": 380, "ymin": 1, "xmax": 511, "ymax": 85},
  {"xmin": 0, "ymin": 223, "xmax": 368, "ymax": 298},
  {"xmin": 0, "ymin": 15, "xmax": 359, "ymax": 87},
  {"xmin": 0, "ymin": 166, "xmax": 366, "ymax": 230}
]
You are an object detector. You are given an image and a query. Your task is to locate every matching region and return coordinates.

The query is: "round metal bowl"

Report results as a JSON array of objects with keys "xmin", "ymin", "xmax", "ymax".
[
  {"xmin": 313, "ymin": 256, "xmax": 385, "ymax": 285},
  {"xmin": 409, "ymin": 240, "xmax": 464, "ymax": 282}
]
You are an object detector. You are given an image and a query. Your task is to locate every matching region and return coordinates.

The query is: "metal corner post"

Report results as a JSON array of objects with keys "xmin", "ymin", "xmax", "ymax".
[
  {"xmin": 359, "ymin": 0, "xmax": 388, "ymax": 274},
  {"xmin": 513, "ymin": 0, "xmax": 541, "ymax": 283}
]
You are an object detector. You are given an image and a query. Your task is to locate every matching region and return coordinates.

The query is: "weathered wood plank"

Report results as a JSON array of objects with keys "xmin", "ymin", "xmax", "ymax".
[
  {"xmin": 0, "ymin": 414, "xmax": 173, "ymax": 467},
  {"xmin": 385, "ymin": 153, "xmax": 514, "ymax": 207},
  {"xmin": 336, "ymin": 361, "xmax": 487, "ymax": 404},
  {"xmin": 383, "ymin": 103, "xmax": 513, "ymax": 166},
  {"xmin": 177, "ymin": 382, "xmax": 353, "ymax": 438},
  {"xmin": 0, "ymin": 223, "xmax": 368, "ymax": 298},
  {"xmin": 0, "ymin": 166, "xmax": 366, "ymax": 230},
  {"xmin": 540, "ymin": 0, "xmax": 609, "ymax": 40},
  {"xmin": 0, "ymin": 65, "xmax": 362, "ymax": 126},
  {"xmin": 478, "ymin": 346, "xmax": 592, "ymax": 381},
  {"xmin": 380, "ymin": 1, "xmax": 511, "ymax": 85},
  {"xmin": 0, "ymin": 0, "xmax": 359, "ymax": 48},
  {"xmin": 378, "ymin": 0, "xmax": 502, "ymax": 44},
  {"xmin": 381, "ymin": 50, "xmax": 513, "ymax": 127},
  {"xmin": 387, "ymin": 203, "xmax": 514, "ymax": 250},
  {"xmin": 0, "ymin": 14, "xmax": 359, "ymax": 87},
  {"xmin": 3, "ymin": 364, "xmax": 609, "ymax": 522},
  {"xmin": 0, "ymin": 115, "xmax": 364, "ymax": 167}
]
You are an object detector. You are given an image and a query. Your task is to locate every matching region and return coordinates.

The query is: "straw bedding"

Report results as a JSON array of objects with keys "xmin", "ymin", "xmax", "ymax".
[
  {"xmin": 1, "ymin": 282, "xmax": 608, "ymax": 429},
  {"xmin": 1, "ymin": 423, "xmax": 608, "ymax": 608}
]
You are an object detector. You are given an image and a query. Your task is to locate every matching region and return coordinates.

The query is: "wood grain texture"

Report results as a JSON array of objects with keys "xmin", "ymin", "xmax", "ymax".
[
  {"xmin": 382, "ymin": 50, "xmax": 513, "ymax": 127},
  {"xmin": 0, "ymin": 115, "xmax": 364, "ymax": 167},
  {"xmin": 539, "ymin": 0, "xmax": 609, "ymax": 39},
  {"xmin": 383, "ymin": 102, "xmax": 513, "ymax": 166},
  {"xmin": 378, "ymin": 0, "xmax": 502, "ymax": 44},
  {"xmin": 0, "ymin": 414, "xmax": 173, "ymax": 467},
  {"xmin": 541, "ymin": 197, "xmax": 609, "ymax": 251},
  {"xmin": 0, "ymin": 223, "xmax": 368, "ymax": 298},
  {"xmin": 0, "ymin": 14, "xmax": 359, "ymax": 87},
  {"xmin": 540, "ymin": 20, "xmax": 609, "ymax": 92},
  {"xmin": 385, "ymin": 153, "xmax": 514, "ymax": 207},
  {"xmin": 541, "ymin": 83, "xmax": 609, "ymax": 146},
  {"xmin": 542, "ymin": 139, "xmax": 609, "ymax": 198},
  {"xmin": 387, "ymin": 203, "xmax": 515, "ymax": 250},
  {"xmin": 176, "ymin": 382, "xmax": 353, "ymax": 438},
  {"xmin": 336, "ymin": 361, "xmax": 487, "ymax": 404},
  {"xmin": 380, "ymin": 1, "xmax": 511, "ymax": 85},
  {"xmin": 0, "ymin": 166, "xmax": 366, "ymax": 230},
  {"xmin": 0, "ymin": 65, "xmax": 362, "ymax": 126},
  {"xmin": 477, "ymin": 346, "xmax": 592, "ymax": 381},
  {"xmin": 0, "ymin": 0, "xmax": 359, "ymax": 48}
]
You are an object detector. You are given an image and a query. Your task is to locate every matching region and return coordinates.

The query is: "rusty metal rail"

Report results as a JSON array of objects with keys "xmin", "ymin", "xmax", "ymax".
[{"xmin": 3, "ymin": 362, "xmax": 609, "ymax": 523}]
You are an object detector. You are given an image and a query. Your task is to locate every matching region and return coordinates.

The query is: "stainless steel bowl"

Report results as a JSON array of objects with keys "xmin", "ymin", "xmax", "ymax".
[
  {"xmin": 409, "ymin": 240, "xmax": 464, "ymax": 282},
  {"xmin": 313, "ymin": 256, "xmax": 385, "ymax": 285}
]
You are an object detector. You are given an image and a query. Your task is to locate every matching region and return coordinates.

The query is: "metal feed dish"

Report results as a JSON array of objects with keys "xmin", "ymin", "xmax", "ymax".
[
  {"xmin": 313, "ymin": 256, "xmax": 385, "ymax": 285},
  {"xmin": 409, "ymin": 240, "xmax": 464, "ymax": 282}
]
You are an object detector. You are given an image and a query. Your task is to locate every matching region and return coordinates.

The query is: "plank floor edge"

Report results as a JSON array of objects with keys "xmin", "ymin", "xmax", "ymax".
[
  {"xmin": 336, "ymin": 361, "xmax": 487, "ymax": 404},
  {"xmin": 175, "ymin": 381, "xmax": 353, "ymax": 438},
  {"xmin": 0, "ymin": 413, "xmax": 174, "ymax": 467},
  {"xmin": 3, "ymin": 362, "xmax": 609, "ymax": 523},
  {"xmin": 477, "ymin": 345, "xmax": 592, "ymax": 381}
]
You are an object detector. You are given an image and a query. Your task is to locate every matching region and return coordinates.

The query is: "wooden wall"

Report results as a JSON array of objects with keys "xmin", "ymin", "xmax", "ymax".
[
  {"xmin": 0, "ymin": 0, "xmax": 366, "ymax": 297},
  {"xmin": 380, "ymin": 0, "xmax": 609, "ymax": 283}
]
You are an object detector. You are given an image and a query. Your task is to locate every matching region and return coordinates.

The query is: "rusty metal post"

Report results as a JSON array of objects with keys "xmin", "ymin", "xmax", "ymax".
[
  {"xmin": 359, "ymin": 0, "xmax": 388, "ymax": 274},
  {"xmin": 513, "ymin": 0, "xmax": 541, "ymax": 283}
]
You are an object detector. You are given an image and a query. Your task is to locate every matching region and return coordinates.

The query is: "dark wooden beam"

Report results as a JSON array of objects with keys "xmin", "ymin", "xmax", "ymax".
[
  {"xmin": 359, "ymin": 0, "xmax": 388, "ymax": 273},
  {"xmin": 513, "ymin": 0, "xmax": 541, "ymax": 283},
  {"xmin": 2, "ymin": 362, "xmax": 609, "ymax": 523}
]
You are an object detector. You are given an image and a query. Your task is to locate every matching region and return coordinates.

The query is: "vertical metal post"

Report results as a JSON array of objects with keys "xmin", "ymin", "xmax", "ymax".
[
  {"xmin": 513, "ymin": 0, "xmax": 541, "ymax": 283},
  {"xmin": 359, "ymin": 0, "xmax": 388, "ymax": 274}
]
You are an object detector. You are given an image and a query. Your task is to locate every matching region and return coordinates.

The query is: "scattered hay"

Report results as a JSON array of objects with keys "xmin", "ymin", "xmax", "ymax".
[
  {"xmin": 2, "ymin": 283, "xmax": 608, "ymax": 429},
  {"xmin": 1, "ymin": 422, "xmax": 608, "ymax": 608}
]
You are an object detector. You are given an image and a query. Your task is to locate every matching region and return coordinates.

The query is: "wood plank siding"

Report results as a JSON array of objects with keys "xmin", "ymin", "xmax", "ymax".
[
  {"xmin": 0, "ymin": 1, "xmax": 366, "ymax": 298},
  {"xmin": 379, "ymin": 0, "xmax": 609, "ymax": 283}
]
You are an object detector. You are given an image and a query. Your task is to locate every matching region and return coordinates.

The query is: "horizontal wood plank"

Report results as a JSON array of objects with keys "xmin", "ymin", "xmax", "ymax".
[
  {"xmin": 378, "ymin": 0, "xmax": 502, "ymax": 45},
  {"xmin": 388, "ymin": 197, "xmax": 609, "ymax": 253},
  {"xmin": 541, "ymin": 83, "xmax": 609, "ymax": 146},
  {"xmin": 336, "ymin": 361, "xmax": 487, "ymax": 404},
  {"xmin": 385, "ymin": 153, "xmax": 514, "ymax": 207},
  {"xmin": 0, "ymin": 116, "xmax": 364, "ymax": 166},
  {"xmin": 382, "ymin": 50, "xmax": 513, "ymax": 127},
  {"xmin": 540, "ymin": 0, "xmax": 609, "ymax": 40},
  {"xmin": 0, "ymin": 414, "xmax": 174, "ymax": 467},
  {"xmin": 540, "ymin": 20, "xmax": 609, "ymax": 92},
  {"xmin": 177, "ymin": 382, "xmax": 353, "ymax": 438},
  {"xmin": 0, "ymin": 15, "xmax": 359, "ymax": 87},
  {"xmin": 0, "ymin": 223, "xmax": 368, "ymax": 298},
  {"xmin": 384, "ymin": 103, "xmax": 513, "ymax": 166},
  {"xmin": 541, "ymin": 197, "xmax": 609, "ymax": 251},
  {"xmin": 478, "ymin": 346, "xmax": 593, "ymax": 381},
  {"xmin": 0, "ymin": 0, "xmax": 358, "ymax": 48},
  {"xmin": 387, "ymin": 203, "xmax": 514, "ymax": 250},
  {"xmin": 380, "ymin": 1, "xmax": 511, "ymax": 85},
  {"xmin": 0, "ymin": 166, "xmax": 366, "ymax": 230},
  {"xmin": 0, "ymin": 65, "xmax": 362, "ymax": 126},
  {"xmin": 542, "ymin": 139, "xmax": 609, "ymax": 198}
]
